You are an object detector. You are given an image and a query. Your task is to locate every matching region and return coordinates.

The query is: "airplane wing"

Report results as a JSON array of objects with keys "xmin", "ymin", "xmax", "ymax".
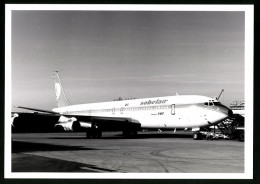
[
  {"xmin": 14, "ymin": 106, "xmax": 59, "ymax": 114},
  {"xmin": 13, "ymin": 106, "xmax": 141, "ymax": 132},
  {"xmin": 63, "ymin": 114, "xmax": 141, "ymax": 131},
  {"xmin": 11, "ymin": 112, "xmax": 60, "ymax": 133}
]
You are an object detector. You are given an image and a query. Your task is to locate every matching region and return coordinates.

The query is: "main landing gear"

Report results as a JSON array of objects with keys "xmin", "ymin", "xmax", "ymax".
[
  {"xmin": 192, "ymin": 132, "xmax": 203, "ymax": 140},
  {"xmin": 122, "ymin": 129, "xmax": 138, "ymax": 138},
  {"xmin": 86, "ymin": 128, "xmax": 102, "ymax": 139}
]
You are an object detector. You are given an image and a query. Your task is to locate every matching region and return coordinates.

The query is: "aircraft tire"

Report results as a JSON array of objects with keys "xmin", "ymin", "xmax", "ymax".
[
  {"xmin": 54, "ymin": 125, "xmax": 65, "ymax": 132},
  {"xmin": 86, "ymin": 129, "xmax": 94, "ymax": 139},
  {"xmin": 193, "ymin": 132, "xmax": 201, "ymax": 140},
  {"xmin": 123, "ymin": 130, "xmax": 137, "ymax": 138},
  {"xmin": 123, "ymin": 130, "xmax": 130, "ymax": 138},
  {"xmin": 132, "ymin": 130, "xmax": 137, "ymax": 136},
  {"xmin": 86, "ymin": 129, "xmax": 102, "ymax": 139},
  {"xmin": 72, "ymin": 121, "xmax": 81, "ymax": 132},
  {"xmin": 229, "ymin": 135, "xmax": 234, "ymax": 140},
  {"xmin": 86, "ymin": 130, "xmax": 91, "ymax": 139},
  {"xmin": 96, "ymin": 129, "xmax": 102, "ymax": 139}
]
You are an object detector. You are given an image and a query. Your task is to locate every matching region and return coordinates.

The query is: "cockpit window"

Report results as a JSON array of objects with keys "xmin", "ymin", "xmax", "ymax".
[
  {"xmin": 209, "ymin": 101, "xmax": 214, "ymax": 106},
  {"xmin": 213, "ymin": 102, "xmax": 221, "ymax": 106},
  {"xmin": 204, "ymin": 100, "xmax": 219, "ymax": 106}
]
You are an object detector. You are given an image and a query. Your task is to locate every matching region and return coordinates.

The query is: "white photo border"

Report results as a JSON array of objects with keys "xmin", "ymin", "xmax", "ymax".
[{"xmin": 5, "ymin": 4, "xmax": 254, "ymax": 179}]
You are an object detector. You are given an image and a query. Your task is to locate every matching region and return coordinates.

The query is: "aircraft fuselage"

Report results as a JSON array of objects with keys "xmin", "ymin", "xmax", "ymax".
[{"xmin": 52, "ymin": 95, "xmax": 232, "ymax": 129}]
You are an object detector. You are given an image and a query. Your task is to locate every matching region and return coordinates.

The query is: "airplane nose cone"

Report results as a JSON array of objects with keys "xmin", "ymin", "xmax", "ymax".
[{"xmin": 217, "ymin": 104, "xmax": 232, "ymax": 117}]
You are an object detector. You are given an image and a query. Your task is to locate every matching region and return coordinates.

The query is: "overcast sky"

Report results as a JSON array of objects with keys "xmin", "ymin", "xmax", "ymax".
[{"xmin": 11, "ymin": 10, "xmax": 245, "ymax": 110}]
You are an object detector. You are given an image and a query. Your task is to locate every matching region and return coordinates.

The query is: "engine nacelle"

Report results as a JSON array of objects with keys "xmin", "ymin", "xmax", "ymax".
[
  {"xmin": 72, "ymin": 121, "xmax": 92, "ymax": 131},
  {"xmin": 79, "ymin": 122, "xmax": 92, "ymax": 129},
  {"xmin": 54, "ymin": 116, "xmax": 92, "ymax": 132},
  {"xmin": 54, "ymin": 116, "xmax": 77, "ymax": 131}
]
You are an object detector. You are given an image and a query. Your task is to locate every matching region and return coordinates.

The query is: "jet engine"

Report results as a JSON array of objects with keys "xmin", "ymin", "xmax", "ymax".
[{"xmin": 54, "ymin": 116, "xmax": 92, "ymax": 132}]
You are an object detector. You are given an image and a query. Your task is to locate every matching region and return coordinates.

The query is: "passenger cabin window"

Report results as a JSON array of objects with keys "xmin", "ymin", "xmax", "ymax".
[
  {"xmin": 171, "ymin": 104, "xmax": 175, "ymax": 115},
  {"xmin": 112, "ymin": 108, "xmax": 115, "ymax": 115},
  {"xmin": 214, "ymin": 102, "xmax": 221, "ymax": 106}
]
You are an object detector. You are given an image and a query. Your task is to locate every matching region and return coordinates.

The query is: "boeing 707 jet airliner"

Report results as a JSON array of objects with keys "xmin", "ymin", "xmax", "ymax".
[{"xmin": 15, "ymin": 72, "xmax": 233, "ymax": 139}]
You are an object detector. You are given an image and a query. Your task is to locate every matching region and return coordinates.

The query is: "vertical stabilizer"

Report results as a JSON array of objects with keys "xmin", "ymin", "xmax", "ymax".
[{"xmin": 52, "ymin": 71, "xmax": 71, "ymax": 107}]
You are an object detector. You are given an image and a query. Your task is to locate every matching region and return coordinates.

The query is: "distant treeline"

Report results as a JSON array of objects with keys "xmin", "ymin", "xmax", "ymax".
[{"xmin": 113, "ymin": 97, "xmax": 138, "ymax": 101}]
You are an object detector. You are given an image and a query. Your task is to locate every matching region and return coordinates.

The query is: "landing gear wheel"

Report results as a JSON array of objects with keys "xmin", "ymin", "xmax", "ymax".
[
  {"xmin": 86, "ymin": 129, "xmax": 102, "ymax": 139},
  {"xmin": 86, "ymin": 130, "xmax": 92, "ymax": 139},
  {"xmin": 96, "ymin": 130, "xmax": 102, "ymax": 139},
  {"xmin": 54, "ymin": 125, "xmax": 65, "ymax": 132},
  {"xmin": 193, "ymin": 133, "xmax": 201, "ymax": 140},
  {"xmin": 210, "ymin": 136, "xmax": 213, "ymax": 140},
  {"xmin": 229, "ymin": 135, "xmax": 234, "ymax": 140},
  {"xmin": 123, "ymin": 130, "xmax": 138, "ymax": 138}
]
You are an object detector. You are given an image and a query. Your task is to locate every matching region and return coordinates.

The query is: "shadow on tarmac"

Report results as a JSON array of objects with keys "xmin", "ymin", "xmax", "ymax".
[
  {"xmin": 114, "ymin": 132, "xmax": 193, "ymax": 139},
  {"xmin": 12, "ymin": 141, "xmax": 99, "ymax": 153},
  {"xmin": 12, "ymin": 153, "xmax": 116, "ymax": 172},
  {"xmin": 12, "ymin": 132, "xmax": 192, "ymax": 154},
  {"xmin": 48, "ymin": 132, "xmax": 193, "ymax": 140},
  {"xmin": 12, "ymin": 141, "xmax": 119, "ymax": 172}
]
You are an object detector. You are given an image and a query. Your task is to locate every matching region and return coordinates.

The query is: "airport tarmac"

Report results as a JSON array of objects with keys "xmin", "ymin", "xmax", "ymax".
[{"xmin": 12, "ymin": 131, "xmax": 244, "ymax": 173}]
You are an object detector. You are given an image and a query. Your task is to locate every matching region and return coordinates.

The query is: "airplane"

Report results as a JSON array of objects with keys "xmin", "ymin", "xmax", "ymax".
[{"xmin": 14, "ymin": 72, "xmax": 233, "ymax": 140}]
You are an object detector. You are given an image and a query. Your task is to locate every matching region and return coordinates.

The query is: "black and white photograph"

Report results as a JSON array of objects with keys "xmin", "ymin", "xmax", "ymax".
[{"xmin": 5, "ymin": 4, "xmax": 253, "ymax": 179}]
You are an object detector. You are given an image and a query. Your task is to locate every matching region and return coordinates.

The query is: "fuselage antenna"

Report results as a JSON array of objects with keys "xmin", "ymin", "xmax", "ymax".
[{"xmin": 216, "ymin": 89, "xmax": 224, "ymax": 100}]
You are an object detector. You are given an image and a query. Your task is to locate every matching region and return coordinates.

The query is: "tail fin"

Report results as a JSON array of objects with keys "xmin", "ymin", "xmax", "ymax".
[{"xmin": 52, "ymin": 71, "xmax": 71, "ymax": 107}]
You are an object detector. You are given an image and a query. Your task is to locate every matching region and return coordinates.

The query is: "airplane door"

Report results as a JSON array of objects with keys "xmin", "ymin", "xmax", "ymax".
[
  {"xmin": 120, "ymin": 107, "xmax": 124, "ymax": 114},
  {"xmin": 171, "ymin": 104, "xmax": 175, "ymax": 115},
  {"xmin": 112, "ymin": 108, "xmax": 115, "ymax": 115}
]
